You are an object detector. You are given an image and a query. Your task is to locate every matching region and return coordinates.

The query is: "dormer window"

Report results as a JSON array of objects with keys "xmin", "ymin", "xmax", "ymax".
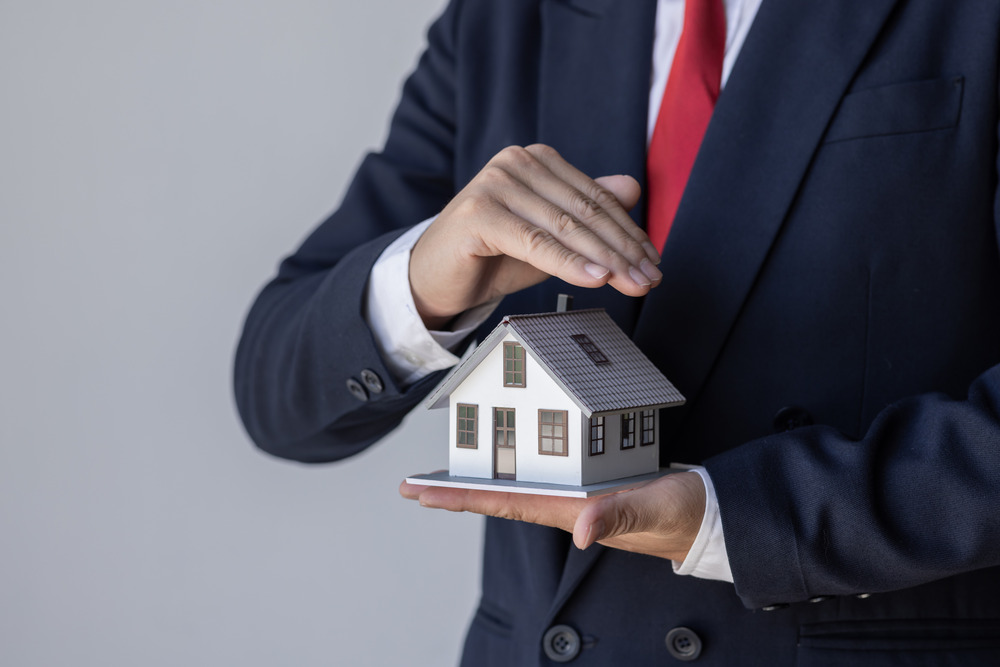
[
  {"xmin": 571, "ymin": 333, "xmax": 609, "ymax": 365},
  {"xmin": 503, "ymin": 342, "xmax": 525, "ymax": 387}
]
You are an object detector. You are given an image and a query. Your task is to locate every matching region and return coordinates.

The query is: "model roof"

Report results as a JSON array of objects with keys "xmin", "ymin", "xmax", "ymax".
[{"xmin": 426, "ymin": 308, "xmax": 686, "ymax": 416}]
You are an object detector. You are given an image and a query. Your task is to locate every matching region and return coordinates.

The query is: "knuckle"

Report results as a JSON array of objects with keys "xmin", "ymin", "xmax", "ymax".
[
  {"xmin": 625, "ymin": 238, "xmax": 650, "ymax": 264},
  {"xmin": 525, "ymin": 143, "xmax": 560, "ymax": 161},
  {"xmin": 569, "ymin": 192, "xmax": 602, "ymax": 222},
  {"xmin": 506, "ymin": 507, "xmax": 526, "ymax": 523},
  {"xmin": 452, "ymin": 202, "xmax": 479, "ymax": 225},
  {"xmin": 587, "ymin": 183, "xmax": 620, "ymax": 210},
  {"xmin": 478, "ymin": 164, "xmax": 511, "ymax": 188},
  {"xmin": 521, "ymin": 224, "xmax": 553, "ymax": 253},
  {"xmin": 547, "ymin": 207, "xmax": 580, "ymax": 236},
  {"xmin": 494, "ymin": 145, "xmax": 532, "ymax": 169},
  {"xmin": 494, "ymin": 501, "xmax": 526, "ymax": 523},
  {"xmin": 591, "ymin": 243, "xmax": 626, "ymax": 268},
  {"xmin": 452, "ymin": 192, "xmax": 492, "ymax": 221}
]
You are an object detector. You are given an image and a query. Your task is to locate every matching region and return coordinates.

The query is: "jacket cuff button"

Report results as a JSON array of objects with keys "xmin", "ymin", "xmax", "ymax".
[
  {"xmin": 346, "ymin": 378, "xmax": 369, "ymax": 402},
  {"xmin": 360, "ymin": 369, "xmax": 385, "ymax": 394}
]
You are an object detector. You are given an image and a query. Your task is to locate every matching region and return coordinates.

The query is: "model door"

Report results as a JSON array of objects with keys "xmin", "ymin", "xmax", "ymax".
[{"xmin": 494, "ymin": 407, "xmax": 516, "ymax": 480}]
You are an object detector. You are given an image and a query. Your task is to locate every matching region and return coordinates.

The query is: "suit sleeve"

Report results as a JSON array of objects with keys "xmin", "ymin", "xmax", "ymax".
[
  {"xmin": 233, "ymin": 1, "xmax": 464, "ymax": 462},
  {"xmin": 703, "ymin": 45, "xmax": 1000, "ymax": 613},
  {"xmin": 705, "ymin": 367, "xmax": 1000, "ymax": 609}
]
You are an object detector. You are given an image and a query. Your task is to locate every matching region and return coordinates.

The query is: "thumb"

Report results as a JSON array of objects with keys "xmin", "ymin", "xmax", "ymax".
[
  {"xmin": 594, "ymin": 174, "xmax": 642, "ymax": 212},
  {"xmin": 571, "ymin": 472, "xmax": 707, "ymax": 552},
  {"xmin": 572, "ymin": 488, "xmax": 656, "ymax": 550}
]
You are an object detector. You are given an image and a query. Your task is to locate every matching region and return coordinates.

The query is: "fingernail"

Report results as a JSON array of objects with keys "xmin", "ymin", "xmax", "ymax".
[
  {"xmin": 643, "ymin": 242, "xmax": 661, "ymax": 265},
  {"xmin": 629, "ymin": 266, "xmax": 651, "ymax": 287},
  {"xmin": 639, "ymin": 258, "xmax": 662, "ymax": 283},
  {"xmin": 584, "ymin": 263, "xmax": 610, "ymax": 280}
]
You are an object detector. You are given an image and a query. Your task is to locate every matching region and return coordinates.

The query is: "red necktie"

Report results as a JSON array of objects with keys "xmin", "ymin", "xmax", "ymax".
[{"xmin": 646, "ymin": 0, "xmax": 726, "ymax": 252}]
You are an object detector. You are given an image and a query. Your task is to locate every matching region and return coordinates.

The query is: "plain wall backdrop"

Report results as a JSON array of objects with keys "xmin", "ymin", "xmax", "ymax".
[{"xmin": 0, "ymin": 1, "xmax": 484, "ymax": 665}]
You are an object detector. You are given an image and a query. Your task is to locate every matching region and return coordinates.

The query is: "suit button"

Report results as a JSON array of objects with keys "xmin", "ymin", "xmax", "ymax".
[
  {"xmin": 761, "ymin": 603, "xmax": 789, "ymax": 611},
  {"xmin": 346, "ymin": 378, "xmax": 368, "ymax": 402},
  {"xmin": 809, "ymin": 595, "xmax": 834, "ymax": 603},
  {"xmin": 773, "ymin": 406, "xmax": 813, "ymax": 433},
  {"xmin": 665, "ymin": 627, "xmax": 702, "ymax": 661},
  {"xmin": 542, "ymin": 624, "xmax": 581, "ymax": 663},
  {"xmin": 360, "ymin": 369, "xmax": 384, "ymax": 394}
]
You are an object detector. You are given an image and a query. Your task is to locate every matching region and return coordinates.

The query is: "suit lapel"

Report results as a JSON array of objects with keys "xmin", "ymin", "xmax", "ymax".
[
  {"xmin": 536, "ymin": 0, "xmax": 658, "ymax": 621},
  {"xmin": 536, "ymin": 0, "xmax": 657, "ymax": 197},
  {"xmin": 635, "ymin": 0, "xmax": 901, "ymax": 442}
]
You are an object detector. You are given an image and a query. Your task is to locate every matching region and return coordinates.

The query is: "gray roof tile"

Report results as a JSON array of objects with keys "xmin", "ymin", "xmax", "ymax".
[{"xmin": 426, "ymin": 308, "xmax": 685, "ymax": 415}]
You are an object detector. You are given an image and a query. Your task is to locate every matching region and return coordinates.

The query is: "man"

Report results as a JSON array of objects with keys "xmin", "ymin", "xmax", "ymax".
[{"xmin": 235, "ymin": 0, "xmax": 1000, "ymax": 664}]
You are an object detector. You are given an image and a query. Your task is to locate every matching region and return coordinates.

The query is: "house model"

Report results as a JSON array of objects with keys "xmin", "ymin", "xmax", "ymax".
[{"xmin": 407, "ymin": 305, "xmax": 686, "ymax": 497}]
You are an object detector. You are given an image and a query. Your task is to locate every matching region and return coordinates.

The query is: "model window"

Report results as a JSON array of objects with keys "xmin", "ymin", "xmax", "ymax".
[
  {"xmin": 640, "ymin": 409, "xmax": 656, "ymax": 446},
  {"xmin": 503, "ymin": 342, "xmax": 526, "ymax": 387},
  {"xmin": 621, "ymin": 412, "xmax": 636, "ymax": 449},
  {"xmin": 589, "ymin": 416, "xmax": 605, "ymax": 456},
  {"xmin": 457, "ymin": 403, "xmax": 478, "ymax": 449},
  {"xmin": 538, "ymin": 410, "xmax": 568, "ymax": 456}
]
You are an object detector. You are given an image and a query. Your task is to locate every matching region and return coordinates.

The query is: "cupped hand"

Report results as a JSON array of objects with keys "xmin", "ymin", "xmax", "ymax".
[
  {"xmin": 409, "ymin": 143, "xmax": 662, "ymax": 329},
  {"xmin": 399, "ymin": 471, "xmax": 706, "ymax": 562}
]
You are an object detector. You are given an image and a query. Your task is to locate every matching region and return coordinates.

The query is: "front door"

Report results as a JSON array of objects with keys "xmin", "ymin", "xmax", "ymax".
[{"xmin": 493, "ymin": 407, "xmax": 516, "ymax": 480}]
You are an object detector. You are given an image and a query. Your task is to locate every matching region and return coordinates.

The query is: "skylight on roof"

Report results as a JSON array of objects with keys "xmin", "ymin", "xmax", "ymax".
[{"xmin": 571, "ymin": 333, "xmax": 609, "ymax": 365}]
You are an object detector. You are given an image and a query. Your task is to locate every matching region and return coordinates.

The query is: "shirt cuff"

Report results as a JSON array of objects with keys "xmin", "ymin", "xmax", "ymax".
[
  {"xmin": 363, "ymin": 218, "xmax": 501, "ymax": 387},
  {"xmin": 672, "ymin": 467, "xmax": 734, "ymax": 583}
]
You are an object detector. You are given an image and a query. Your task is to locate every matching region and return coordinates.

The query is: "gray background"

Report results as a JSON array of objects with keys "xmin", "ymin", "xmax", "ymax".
[{"xmin": 0, "ymin": 1, "xmax": 484, "ymax": 665}]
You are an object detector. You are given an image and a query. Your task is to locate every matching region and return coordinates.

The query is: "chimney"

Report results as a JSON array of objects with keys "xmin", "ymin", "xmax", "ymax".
[{"xmin": 556, "ymin": 294, "xmax": 574, "ymax": 313}]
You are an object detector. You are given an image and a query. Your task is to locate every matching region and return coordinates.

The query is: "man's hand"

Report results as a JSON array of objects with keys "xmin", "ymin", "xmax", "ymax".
[
  {"xmin": 409, "ymin": 144, "xmax": 662, "ymax": 329},
  {"xmin": 399, "ymin": 471, "xmax": 706, "ymax": 562}
]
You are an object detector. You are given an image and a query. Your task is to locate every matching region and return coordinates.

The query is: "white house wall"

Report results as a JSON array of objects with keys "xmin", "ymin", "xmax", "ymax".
[
  {"xmin": 448, "ymin": 332, "xmax": 582, "ymax": 485},
  {"xmin": 580, "ymin": 409, "xmax": 660, "ymax": 485}
]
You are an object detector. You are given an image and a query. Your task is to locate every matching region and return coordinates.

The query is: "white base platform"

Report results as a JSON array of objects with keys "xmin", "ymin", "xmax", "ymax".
[{"xmin": 405, "ymin": 467, "xmax": 684, "ymax": 498}]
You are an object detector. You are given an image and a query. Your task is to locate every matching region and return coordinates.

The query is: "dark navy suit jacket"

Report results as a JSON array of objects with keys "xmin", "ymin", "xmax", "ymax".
[{"xmin": 235, "ymin": 0, "xmax": 1000, "ymax": 663}]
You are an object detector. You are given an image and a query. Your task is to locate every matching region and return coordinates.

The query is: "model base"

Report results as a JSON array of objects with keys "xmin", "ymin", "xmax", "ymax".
[{"xmin": 405, "ymin": 467, "xmax": 685, "ymax": 498}]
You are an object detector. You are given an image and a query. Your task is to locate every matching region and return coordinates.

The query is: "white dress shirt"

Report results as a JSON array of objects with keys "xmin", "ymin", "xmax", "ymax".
[{"xmin": 363, "ymin": 0, "xmax": 764, "ymax": 584}]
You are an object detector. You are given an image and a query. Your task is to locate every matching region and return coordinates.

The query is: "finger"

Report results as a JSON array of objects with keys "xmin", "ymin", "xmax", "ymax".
[
  {"xmin": 593, "ymin": 175, "xmax": 660, "ymax": 266},
  {"xmin": 524, "ymin": 144, "xmax": 660, "ymax": 265},
  {"xmin": 482, "ymin": 177, "xmax": 655, "ymax": 295},
  {"xmin": 504, "ymin": 171, "xmax": 661, "ymax": 288},
  {"xmin": 416, "ymin": 485, "xmax": 585, "ymax": 533},
  {"xmin": 594, "ymin": 174, "xmax": 642, "ymax": 212},
  {"xmin": 497, "ymin": 147, "xmax": 658, "ymax": 276},
  {"xmin": 399, "ymin": 479, "xmax": 431, "ymax": 500},
  {"xmin": 400, "ymin": 470, "xmax": 449, "ymax": 500}
]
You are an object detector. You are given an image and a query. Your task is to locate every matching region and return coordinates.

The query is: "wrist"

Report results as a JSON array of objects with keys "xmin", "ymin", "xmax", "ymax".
[
  {"xmin": 410, "ymin": 288, "xmax": 457, "ymax": 331},
  {"xmin": 672, "ymin": 468, "xmax": 734, "ymax": 582},
  {"xmin": 671, "ymin": 471, "xmax": 708, "ymax": 561}
]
